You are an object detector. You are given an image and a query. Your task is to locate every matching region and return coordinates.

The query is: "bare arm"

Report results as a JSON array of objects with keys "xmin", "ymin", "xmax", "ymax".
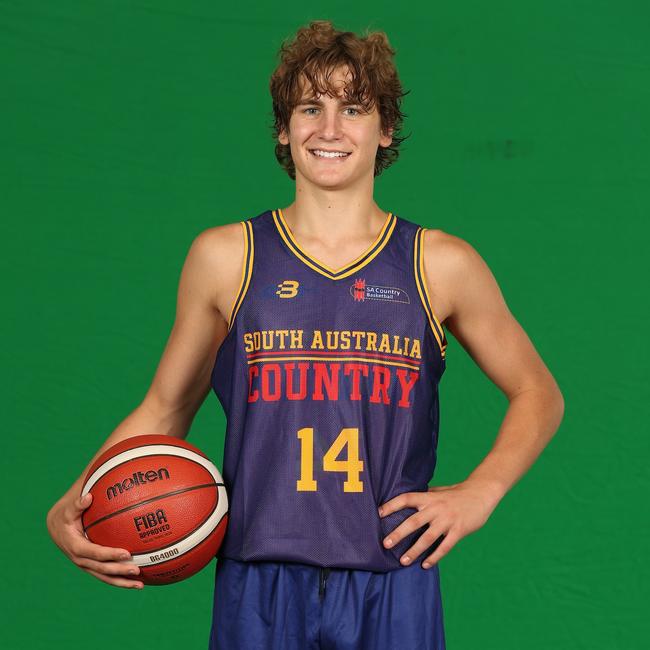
[
  {"xmin": 46, "ymin": 222, "xmax": 244, "ymax": 588},
  {"xmin": 435, "ymin": 230, "xmax": 565, "ymax": 504},
  {"xmin": 378, "ymin": 230, "xmax": 565, "ymax": 568}
]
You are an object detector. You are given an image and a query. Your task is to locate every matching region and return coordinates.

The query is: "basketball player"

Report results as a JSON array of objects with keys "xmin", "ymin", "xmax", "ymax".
[{"xmin": 46, "ymin": 20, "xmax": 564, "ymax": 649}]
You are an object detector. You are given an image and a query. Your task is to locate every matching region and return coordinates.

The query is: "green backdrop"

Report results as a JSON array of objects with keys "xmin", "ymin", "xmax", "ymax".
[{"xmin": 2, "ymin": 1, "xmax": 648, "ymax": 648}]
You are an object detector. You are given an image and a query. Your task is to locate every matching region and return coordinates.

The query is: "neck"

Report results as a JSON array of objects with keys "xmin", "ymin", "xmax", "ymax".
[{"xmin": 281, "ymin": 190, "xmax": 386, "ymax": 244}]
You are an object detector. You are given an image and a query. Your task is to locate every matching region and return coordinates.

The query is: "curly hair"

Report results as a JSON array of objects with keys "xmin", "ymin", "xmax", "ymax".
[{"xmin": 269, "ymin": 20, "xmax": 411, "ymax": 180}]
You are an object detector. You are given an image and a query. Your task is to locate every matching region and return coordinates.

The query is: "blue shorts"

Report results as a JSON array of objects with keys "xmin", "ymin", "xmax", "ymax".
[{"xmin": 209, "ymin": 557, "xmax": 446, "ymax": 649}]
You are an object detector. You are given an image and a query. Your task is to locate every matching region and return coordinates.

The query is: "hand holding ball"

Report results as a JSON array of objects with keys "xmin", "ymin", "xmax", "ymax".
[{"xmin": 80, "ymin": 434, "xmax": 228, "ymax": 586}]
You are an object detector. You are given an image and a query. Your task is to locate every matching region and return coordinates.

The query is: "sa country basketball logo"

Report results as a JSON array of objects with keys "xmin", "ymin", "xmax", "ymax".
[
  {"xmin": 276, "ymin": 280, "xmax": 300, "ymax": 298},
  {"xmin": 350, "ymin": 278, "xmax": 410, "ymax": 304}
]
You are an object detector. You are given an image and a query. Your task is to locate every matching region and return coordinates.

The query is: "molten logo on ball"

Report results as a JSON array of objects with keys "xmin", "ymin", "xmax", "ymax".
[{"xmin": 106, "ymin": 468, "xmax": 170, "ymax": 499}]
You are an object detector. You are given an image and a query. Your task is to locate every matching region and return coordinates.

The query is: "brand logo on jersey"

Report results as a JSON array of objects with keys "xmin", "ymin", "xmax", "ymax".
[
  {"xmin": 276, "ymin": 280, "xmax": 300, "ymax": 298},
  {"xmin": 350, "ymin": 278, "xmax": 410, "ymax": 304}
]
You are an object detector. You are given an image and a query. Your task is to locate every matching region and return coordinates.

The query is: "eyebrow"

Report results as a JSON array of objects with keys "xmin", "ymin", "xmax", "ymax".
[{"xmin": 295, "ymin": 97, "xmax": 361, "ymax": 107}]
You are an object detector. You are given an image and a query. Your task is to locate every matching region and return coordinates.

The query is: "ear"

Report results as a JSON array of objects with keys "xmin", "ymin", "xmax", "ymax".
[
  {"xmin": 278, "ymin": 127, "xmax": 289, "ymax": 146},
  {"xmin": 379, "ymin": 126, "xmax": 393, "ymax": 148}
]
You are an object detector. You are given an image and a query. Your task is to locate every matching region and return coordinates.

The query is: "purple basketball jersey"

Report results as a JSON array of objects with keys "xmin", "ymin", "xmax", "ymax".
[{"xmin": 211, "ymin": 208, "xmax": 448, "ymax": 572}]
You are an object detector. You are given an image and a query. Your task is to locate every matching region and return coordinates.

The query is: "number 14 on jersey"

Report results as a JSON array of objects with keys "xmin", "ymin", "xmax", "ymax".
[{"xmin": 296, "ymin": 427, "xmax": 364, "ymax": 492}]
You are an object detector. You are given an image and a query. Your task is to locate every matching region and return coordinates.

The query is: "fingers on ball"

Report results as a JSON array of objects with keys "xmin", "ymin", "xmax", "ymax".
[{"xmin": 86, "ymin": 568, "xmax": 143, "ymax": 589}]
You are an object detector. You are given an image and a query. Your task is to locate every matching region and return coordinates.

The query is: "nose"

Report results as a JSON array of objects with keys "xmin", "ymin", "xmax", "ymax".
[{"xmin": 316, "ymin": 107, "xmax": 344, "ymax": 141}]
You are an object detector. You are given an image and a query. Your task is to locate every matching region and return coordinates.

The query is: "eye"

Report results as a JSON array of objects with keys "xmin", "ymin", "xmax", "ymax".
[{"xmin": 300, "ymin": 107, "xmax": 362, "ymax": 116}]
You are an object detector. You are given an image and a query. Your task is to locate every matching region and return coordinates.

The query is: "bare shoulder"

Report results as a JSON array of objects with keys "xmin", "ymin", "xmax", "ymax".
[
  {"xmin": 423, "ymin": 227, "xmax": 563, "ymax": 399},
  {"xmin": 421, "ymin": 227, "xmax": 479, "ymax": 276},
  {"xmin": 192, "ymin": 220, "xmax": 244, "ymax": 251},
  {"xmin": 420, "ymin": 227, "xmax": 483, "ymax": 327},
  {"xmin": 186, "ymin": 221, "xmax": 246, "ymax": 322},
  {"xmin": 422, "ymin": 227, "xmax": 504, "ymax": 328}
]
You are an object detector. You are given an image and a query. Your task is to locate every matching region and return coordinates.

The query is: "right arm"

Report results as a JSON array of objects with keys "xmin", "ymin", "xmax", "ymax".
[{"xmin": 45, "ymin": 222, "xmax": 244, "ymax": 589}]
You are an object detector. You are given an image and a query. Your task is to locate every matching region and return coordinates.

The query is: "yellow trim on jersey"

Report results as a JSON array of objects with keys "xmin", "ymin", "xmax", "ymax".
[
  {"xmin": 273, "ymin": 209, "xmax": 396, "ymax": 281},
  {"xmin": 414, "ymin": 227, "xmax": 447, "ymax": 360},
  {"xmin": 227, "ymin": 220, "xmax": 254, "ymax": 332},
  {"xmin": 246, "ymin": 355, "xmax": 420, "ymax": 371}
]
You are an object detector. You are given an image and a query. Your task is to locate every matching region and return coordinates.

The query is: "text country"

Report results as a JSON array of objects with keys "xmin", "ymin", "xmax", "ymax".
[{"xmin": 247, "ymin": 361, "xmax": 420, "ymax": 408}]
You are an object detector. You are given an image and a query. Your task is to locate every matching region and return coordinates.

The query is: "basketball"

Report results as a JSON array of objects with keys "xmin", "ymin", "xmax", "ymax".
[{"xmin": 80, "ymin": 434, "xmax": 228, "ymax": 586}]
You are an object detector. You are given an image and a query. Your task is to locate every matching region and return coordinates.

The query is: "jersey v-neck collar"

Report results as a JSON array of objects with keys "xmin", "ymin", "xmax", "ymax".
[{"xmin": 272, "ymin": 208, "xmax": 397, "ymax": 281}]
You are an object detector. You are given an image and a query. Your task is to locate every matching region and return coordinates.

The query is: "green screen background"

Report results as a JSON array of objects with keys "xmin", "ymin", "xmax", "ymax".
[{"xmin": 2, "ymin": 1, "xmax": 648, "ymax": 648}]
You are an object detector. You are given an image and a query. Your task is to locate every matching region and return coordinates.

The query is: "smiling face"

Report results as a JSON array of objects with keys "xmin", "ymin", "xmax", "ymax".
[{"xmin": 278, "ymin": 65, "xmax": 393, "ymax": 190}]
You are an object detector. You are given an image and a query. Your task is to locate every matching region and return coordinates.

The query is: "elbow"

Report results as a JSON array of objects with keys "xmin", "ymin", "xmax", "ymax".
[{"xmin": 551, "ymin": 385, "xmax": 565, "ymax": 430}]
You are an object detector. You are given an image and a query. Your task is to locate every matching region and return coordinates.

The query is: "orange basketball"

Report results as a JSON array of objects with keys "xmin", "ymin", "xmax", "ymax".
[{"xmin": 80, "ymin": 434, "xmax": 228, "ymax": 586}]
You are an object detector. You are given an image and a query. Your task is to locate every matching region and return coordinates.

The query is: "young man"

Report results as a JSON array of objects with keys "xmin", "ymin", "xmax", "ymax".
[{"xmin": 47, "ymin": 20, "xmax": 564, "ymax": 650}]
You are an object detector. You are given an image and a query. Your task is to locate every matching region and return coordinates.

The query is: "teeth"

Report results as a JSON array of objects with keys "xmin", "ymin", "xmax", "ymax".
[{"xmin": 311, "ymin": 149, "xmax": 350, "ymax": 158}]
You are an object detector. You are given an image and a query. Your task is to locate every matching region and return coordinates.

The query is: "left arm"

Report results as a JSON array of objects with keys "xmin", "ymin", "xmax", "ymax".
[{"xmin": 378, "ymin": 231, "xmax": 565, "ymax": 569}]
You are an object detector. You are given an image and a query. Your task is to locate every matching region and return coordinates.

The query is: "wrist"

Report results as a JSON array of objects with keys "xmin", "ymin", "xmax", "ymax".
[{"xmin": 462, "ymin": 475, "xmax": 508, "ymax": 509}]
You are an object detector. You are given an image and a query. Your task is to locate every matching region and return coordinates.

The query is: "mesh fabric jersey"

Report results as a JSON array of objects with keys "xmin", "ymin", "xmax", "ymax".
[{"xmin": 211, "ymin": 208, "xmax": 448, "ymax": 572}]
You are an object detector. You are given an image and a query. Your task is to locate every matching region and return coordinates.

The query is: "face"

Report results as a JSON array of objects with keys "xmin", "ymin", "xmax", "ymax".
[{"xmin": 278, "ymin": 65, "xmax": 393, "ymax": 188}]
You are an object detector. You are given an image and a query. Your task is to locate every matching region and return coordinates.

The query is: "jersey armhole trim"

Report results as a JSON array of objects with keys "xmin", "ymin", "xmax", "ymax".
[
  {"xmin": 414, "ymin": 227, "xmax": 448, "ymax": 360},
  {"xmin": 226, "ymin": 220, "xmax": 254, "ymax": 332}
]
